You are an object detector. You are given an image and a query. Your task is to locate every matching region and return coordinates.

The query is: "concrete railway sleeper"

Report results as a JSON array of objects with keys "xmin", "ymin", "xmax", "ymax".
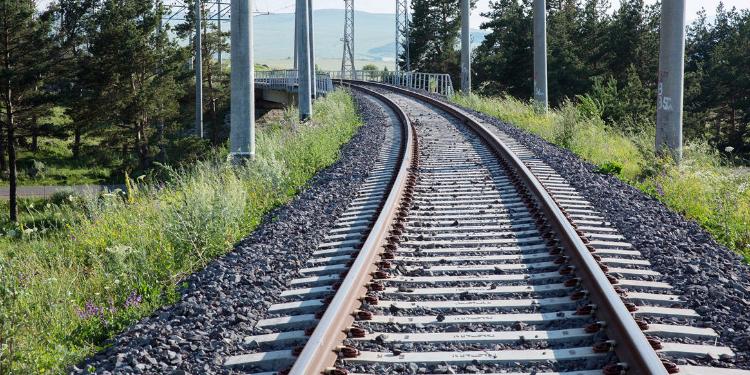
[{"xmin": 223, "ymin": 83, "xmax": 749, "ymax": 375}]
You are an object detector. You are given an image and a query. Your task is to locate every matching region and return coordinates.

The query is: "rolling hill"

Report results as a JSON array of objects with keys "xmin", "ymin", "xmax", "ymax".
[{"xmin": 254, "ymin": 9, "xmax": 486, "ymax": 69}]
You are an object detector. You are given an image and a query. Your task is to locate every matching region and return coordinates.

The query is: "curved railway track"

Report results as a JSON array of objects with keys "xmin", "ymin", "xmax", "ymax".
[{"xmin": 225, "ymin": 83, "xmax": 749, "ymax": 375}]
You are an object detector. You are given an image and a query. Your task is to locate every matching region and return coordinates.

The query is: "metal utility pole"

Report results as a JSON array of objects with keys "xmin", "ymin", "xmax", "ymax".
[
  {"xmin": 294, "ymin": 4, "xmax": 299, "ymax": 70},
  {"xmin": 296, "ymin": 0, "xmax": 313, "ymax": 120},
  {"xmin": 460, "ymin": 0, "xmax": 471, "ymax": 94},
  {"xmin": 533, "ymin": 0, "xmax": 548, "ymax": 112},
  {"xmin": 395, "ymin": 0, "xmax": 409, "ymax": 73},
  {"xmin": 229, "ymin": 0, "xmax": 255, "ymax": 162},
  {"xmin": 157, "ymin": 7, "xmax": 167, "ymax": 163},
  {"xmin": 309, "ymin": 0, "xmax": 317, "ymax": 97},
  {"xmin": 656, "ymin": 0, "xmax": 686, "ymax": 163},
  {"xmin": 195, "ymin": 0, "xmax": 204, "ymax": 138},
  {"xmin": 341, "ymin": 0, "xmax": 355, "ymax": 78},
  {"xmin": 216, "ymin": 0, "xmax": 222, "ymax": 70}
]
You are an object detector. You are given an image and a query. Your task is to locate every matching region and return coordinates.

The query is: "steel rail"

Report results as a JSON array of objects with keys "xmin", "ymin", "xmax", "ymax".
[
  {"xmin": 347, "ymin": 80, "xmax": 668, "ymax": 375},
  {"xmin": 287, "ymin": 84, "xmax": 416, "ymax": 375}
]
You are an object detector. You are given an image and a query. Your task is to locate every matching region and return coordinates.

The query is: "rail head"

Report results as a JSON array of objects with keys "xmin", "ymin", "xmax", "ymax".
[
  {"xmin": 348, "ymin": 81, "xmax": 668, "ymax": 375},
  {"xmin": 288, "ymin": 84, "xmax": 416, "ymax": 375}
]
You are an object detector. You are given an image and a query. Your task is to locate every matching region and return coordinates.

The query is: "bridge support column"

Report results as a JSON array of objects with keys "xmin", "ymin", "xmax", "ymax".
[
  {"xmin": 460, "ymin": 0, "xmax": 471, "ymax": 94},
  {"xmin": 656, "ymin": 0, "xmax": 686, "ymax": 163},
  {"xmin": 533, "ymin": 0, "xmax": 548, "ymax": 112},
  {"xmin": 296, "ymin": 0, "xmax": 313, "ymax": 120},
  {"xmin": 229, "ymin": 0, "xmax": 255, "ymax": 162},
  {"xmin": 308, "ymin": 0, "xmax": 317, "ymax": 98}
]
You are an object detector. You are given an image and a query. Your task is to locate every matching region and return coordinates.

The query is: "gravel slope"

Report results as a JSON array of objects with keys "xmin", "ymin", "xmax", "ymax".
[
  {"xmin": 452, "ymin": 101, "xmax": 750, "ymax": 369},
  {"xmin": 71, "ymin": 91, "xmax": 392, "ymax": 375}
]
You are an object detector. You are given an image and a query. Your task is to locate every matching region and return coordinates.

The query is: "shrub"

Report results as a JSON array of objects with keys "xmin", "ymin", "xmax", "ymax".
[
  {"xmin": 597, "ymin": 162, "xmax": 624, "ymax": 175},
  {"xmin": 26, "ymin": 159, "xmax": 46, "ymax": 179}
]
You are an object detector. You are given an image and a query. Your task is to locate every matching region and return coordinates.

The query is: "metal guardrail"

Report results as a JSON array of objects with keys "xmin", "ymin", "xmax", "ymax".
[
  {"xmin": 254, "ymin": 69, "xmax": 454, "ymax": 97},
  {"xmin": 327, "ymin": 70, "xmax": 455, "ymax": 97},
  {"xmin": 255, "ymin": 70, "xmax": 334, "ymax": 95}
]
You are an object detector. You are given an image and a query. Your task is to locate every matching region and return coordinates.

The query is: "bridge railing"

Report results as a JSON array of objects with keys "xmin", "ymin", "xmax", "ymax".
[
  {"xmin": 255, "ymin": 70, "xmax": 334, "ymax": 95},
  {"xmin": 327, "ymin": 70, "xmax": 455, "ymax": 97}
]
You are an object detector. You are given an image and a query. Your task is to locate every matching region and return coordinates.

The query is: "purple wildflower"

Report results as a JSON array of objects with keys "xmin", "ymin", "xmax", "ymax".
[
  {"xmin": 124, "ymin": 291, "xmax": 143, "ymax": 309},
  {"xmin": 655, "ymin": 182, "xmax": 665, "ymax": 196},
  {"xmin": 76, "ymin": 300, "xmax": 106, "ymax": 320}
]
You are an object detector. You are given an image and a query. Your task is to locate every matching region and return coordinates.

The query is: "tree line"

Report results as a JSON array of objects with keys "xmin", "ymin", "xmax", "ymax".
[
  {"xmin": 400, "ymin": 0, "xmax": 750, "ymax": 160},
  {"xmin": 0, "ymin": 0, "xmax": 227, "ymax": 221}
]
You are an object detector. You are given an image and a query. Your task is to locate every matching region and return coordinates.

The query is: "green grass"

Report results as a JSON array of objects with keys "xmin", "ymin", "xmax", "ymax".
[
  {"xmin": 452, "ymin": 94, "xmax": 750, "ymax": 262},
  {"xmin": 0, "ymin": 89, "xmax": 362, "ymax": 373},
  {"xmin": 0, "ymin": 106, "xmax": 114, "ymax": 187},
  {"xmin": 6, "ymin": 137, "xmax": 114, "ymax": 186}
]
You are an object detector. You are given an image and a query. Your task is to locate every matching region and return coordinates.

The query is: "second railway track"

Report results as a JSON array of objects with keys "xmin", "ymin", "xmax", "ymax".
[{"xmin": 225, "ymin": 83, "xmax": 750, "ymax": 375}]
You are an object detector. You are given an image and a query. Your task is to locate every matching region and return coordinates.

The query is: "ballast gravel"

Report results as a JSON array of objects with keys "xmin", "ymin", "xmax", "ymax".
[
  {"xmin": 71, "ymin": 90, "xmax": 393, "ymax": 375},
  {"xmin": 448, "ymin": 100, "xmax": 750, "ymax": 370}
]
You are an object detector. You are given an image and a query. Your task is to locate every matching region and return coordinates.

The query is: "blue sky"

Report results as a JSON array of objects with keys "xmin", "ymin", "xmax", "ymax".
[
  {"xmin": 252, "ymin": 0, "xmax": 749, "ymax": 27},
  {"xmin": 37, "ymin": 0, "xmax": 750, "ymax": 28}
]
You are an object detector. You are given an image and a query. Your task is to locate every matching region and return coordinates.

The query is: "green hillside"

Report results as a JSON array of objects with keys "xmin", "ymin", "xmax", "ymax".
[{"xmin": 254, "ymin": 9, "xmax": 486, "ymax": 68}]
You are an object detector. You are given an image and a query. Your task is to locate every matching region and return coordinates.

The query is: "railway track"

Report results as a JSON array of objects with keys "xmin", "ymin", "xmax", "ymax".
[{"xmin": 224, "ymin": 83, "xmax": 750, "ymax": 375}]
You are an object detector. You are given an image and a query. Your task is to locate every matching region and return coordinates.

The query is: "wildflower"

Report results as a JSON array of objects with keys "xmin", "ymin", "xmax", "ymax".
[
  {"xmin": 725, "ymin": 146, "xmax": 735, "ymax": 153},
  {"xmin": 124, "ymin": 291, "xmax": 143, "ymax": 308},
  {"xmin": 76, "ymin": 300, "xmax": 105, "ymax": 320}
]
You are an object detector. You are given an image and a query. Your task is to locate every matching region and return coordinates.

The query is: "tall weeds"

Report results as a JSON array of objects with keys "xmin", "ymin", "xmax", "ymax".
[
  {"xmin": 0, "ymin": 89, "xmax": 362, "ymax": 373},
  {"xmin": 452, "ymin": 94, "xmax": 750, "ymax": 262}
]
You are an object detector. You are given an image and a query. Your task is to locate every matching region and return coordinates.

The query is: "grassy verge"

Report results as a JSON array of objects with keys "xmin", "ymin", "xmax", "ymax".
[
  {"xmin": 3, "ymin": 137, "xmax": 114, "ymax": 186},
  {"xmin": 452, "ymin": 94, "xmax": 750, "ymax": 262},
  {"xmin": 0, "ymin": 89, "xmax": 362, "ymax": 373}
]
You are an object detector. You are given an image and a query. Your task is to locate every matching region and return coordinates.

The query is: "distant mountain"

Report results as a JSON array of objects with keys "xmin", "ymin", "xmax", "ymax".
[{"xmin": 254, "ymin": 9, "xmax": 487, "ymax": 66}]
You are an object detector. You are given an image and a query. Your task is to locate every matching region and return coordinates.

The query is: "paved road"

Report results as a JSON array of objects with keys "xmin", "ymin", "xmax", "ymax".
[{"xmin": 0, "ymin": 185, "xmax": 124, "ymax": 199}]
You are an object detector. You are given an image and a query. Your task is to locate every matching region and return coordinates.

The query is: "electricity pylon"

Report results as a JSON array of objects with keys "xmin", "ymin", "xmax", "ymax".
[
  {"xmin": 341, "ymin": 0, "xmax": 355, "ymax": 78},
  {"xmin": 395, "ymin": 0, "xmax": 410, "ymax": 73}
]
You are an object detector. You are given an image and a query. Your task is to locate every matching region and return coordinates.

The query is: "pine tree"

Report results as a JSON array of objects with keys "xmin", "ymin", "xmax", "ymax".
[
  {"xmin": 473, "ymin": 0, "xmax": 533, "ymax": 97},
  {"xmin": 402, "ymin": 0, "xmax": 475, "ymax": 86},
  {"xmin": 0, "ymin": 0, "xmax": 55, "ymax": 222},
  {"xmin": 547, "ymin": 0, "xmax": 589, "ymax": 103},
  {"xmin": 84, "ymin": 0, "xmax": 183, "ymax": 172},
  {"xmin": 682, "ymin": 5, "xmax": 750, "ymax": 155},
  {"xmin": 54, "ymin": 0, "xmax": 100, "ymax": 160}
]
